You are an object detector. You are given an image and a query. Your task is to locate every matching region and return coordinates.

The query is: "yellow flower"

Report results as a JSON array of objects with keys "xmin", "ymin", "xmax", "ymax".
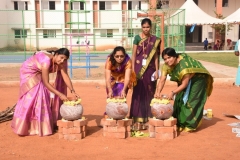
[
  {"xmin": 64, "ymin": 98, "xmax": 82, "ymax": 106},
  {"xmin": 150, "ymin": 98, "xmax": 170, "ymax": 106},
  {"xmin": 106, "ymin": 98, "xmax": 127, "ymax": 103}
]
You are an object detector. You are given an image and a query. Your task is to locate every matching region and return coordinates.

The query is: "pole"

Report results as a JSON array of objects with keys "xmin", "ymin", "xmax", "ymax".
[
  {"xmin": 224, "ymin": 21, "xmax": 228, "ymax": 50},
  {"xmin": 70, "ymin": 34, "xmax": 73, "ymax": 78}
]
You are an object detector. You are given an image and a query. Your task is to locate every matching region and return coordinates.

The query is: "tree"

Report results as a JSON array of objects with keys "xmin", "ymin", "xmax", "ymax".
[{"xmin": 211, "ymin": 11, "xmax": 232, "ymax": 40}]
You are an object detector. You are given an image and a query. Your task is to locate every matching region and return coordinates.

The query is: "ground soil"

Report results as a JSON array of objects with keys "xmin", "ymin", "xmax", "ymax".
[{"xmin": 0, "ymin": 65, "xmax": 240, "ymax": 160}]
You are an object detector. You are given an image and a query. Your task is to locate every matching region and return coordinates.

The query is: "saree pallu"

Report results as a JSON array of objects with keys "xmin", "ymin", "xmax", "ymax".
[
  {"xmin": 130, "ymin": 35, "xmax": 161, "ymax": 123},
  {"xmin": 11, "ymin": 52, "xmax": 67, "ymax": 136},
  {"xmin": 168, "ymin": 54, "xmax": 213, "ymax": 131}
]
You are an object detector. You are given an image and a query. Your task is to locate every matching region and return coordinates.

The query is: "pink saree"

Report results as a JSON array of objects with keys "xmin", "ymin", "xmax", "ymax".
[{"xmin": 11, "ymin": 52, "xmax": 67, "ymax": 136}]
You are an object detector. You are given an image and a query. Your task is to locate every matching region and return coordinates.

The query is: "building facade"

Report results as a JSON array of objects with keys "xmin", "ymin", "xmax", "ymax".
[{"xmin": 0, "ymin": 0, "xmax": 239, "ymax": 51}]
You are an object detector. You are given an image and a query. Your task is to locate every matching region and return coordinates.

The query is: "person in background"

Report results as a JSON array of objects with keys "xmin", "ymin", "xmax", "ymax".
[
  {"xmin": 154, "ymin": 47, "xmax": 213, "ymax": 133},
  {"xmin": 214, "ymin": 40, "xmax": 220, "ymax": 50},
  {"xmin": 220, "ymin": 40, "xmax": 225, "ymax": 50},
  {"xmin": 203, "ymin": 38, "xmax": 208, "ymax": 50},
  {"xmin": 227, "ymin": 39, "xmax": 233, "ymax": 50},
  {"xmin": 130, "ymin": 18, "xmax": 161, "ymax": 129},
  {"xmin": 11, "ymin": 48, "xmax": 80, "ymax": 136}
]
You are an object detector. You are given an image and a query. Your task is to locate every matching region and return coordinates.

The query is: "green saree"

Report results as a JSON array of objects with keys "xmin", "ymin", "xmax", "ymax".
[{"xmin": 162, "ymin": 53, "xmax": 213, "ymax": 132}]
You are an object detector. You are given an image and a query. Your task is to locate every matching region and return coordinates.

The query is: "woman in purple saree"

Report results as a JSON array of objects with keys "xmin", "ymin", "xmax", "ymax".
[
  {"xmin": 130, "ymin": 18, "xmax": 161, "ymax": 127},
  {"xmin": 11, "ymin": 48, "xmax": 79, "ymax": 136},
  {"xmin": 105, "ymin": 46, "xmax": 134, "ymax": 98}
]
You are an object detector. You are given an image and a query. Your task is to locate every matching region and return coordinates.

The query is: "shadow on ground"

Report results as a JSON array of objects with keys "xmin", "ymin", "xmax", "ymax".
[{"xmin": 84, "ymin": 114, "xmax": 103, "ymax": 136}]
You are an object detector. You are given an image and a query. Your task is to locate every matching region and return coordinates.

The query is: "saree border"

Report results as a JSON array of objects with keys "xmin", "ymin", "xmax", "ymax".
[{"xmin": 179, "ymin": 68, "xmax": 213, "ymax": 96}]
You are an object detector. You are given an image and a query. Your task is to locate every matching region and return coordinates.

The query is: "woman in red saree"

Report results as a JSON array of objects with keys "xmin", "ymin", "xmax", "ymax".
[
  {"xmin": 11, "ymin": 48, "xmax": 79, "ymax": 136},
  {"xmin": 130, "ymin": 18, "xmax": 161, "ymax": 128}
]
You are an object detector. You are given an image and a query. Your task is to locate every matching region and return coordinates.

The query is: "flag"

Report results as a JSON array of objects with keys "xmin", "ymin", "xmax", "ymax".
[{"xmin": 189, "ymin": 24, "xmax": 196, "ymax": 33}]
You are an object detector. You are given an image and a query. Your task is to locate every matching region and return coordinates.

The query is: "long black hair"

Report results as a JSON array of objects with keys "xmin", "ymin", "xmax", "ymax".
[
  {"xmin": 141, "ymin": 18, "xmax": 152, "ymax": 27},
  {"xmin": 109, "ymin": 46, "xmax": 126, "ymax": 66},
  {"xmin": 161, "ymin": 47, "xmax": 179, "ymax": 59},
  {"xmin": 52, "ymin": 48, "xmax": 70, "ymax": 59}
]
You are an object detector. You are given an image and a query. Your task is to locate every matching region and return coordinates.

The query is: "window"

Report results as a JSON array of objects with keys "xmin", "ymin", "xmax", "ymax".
[
  {"xmin": 223, "ymin": 0, "xmax": 228, "ymax": 7},
  {"xmin": 72, "ymin": 2, "xmax": 84, "ymax": 10},
  {"xmin": 43, "ymin": 30, "xmax": 56, "ymax": 38},
  {"xmin": 14, "ymin": 29, "xmax": 27, "ymax": 38},
  {"xmin": 100, "ymin": 29, "xmax": 113, "ymax": 37},
  {"xmin": 128, "ymin": 1, "xmax": 141, "ymax": 10},
  {"xmin": 160, "ymin": 0, "xmax": 169, "ymax": 8},
  {"xmin": 49, "ymin": 1, "xmax": 55, "ymax": 10},
  {"xmin": 100, "ymin": 30, "xmax": 106, "ymax": 37},
  {"xmin": 107, "ymin": 29, "xmax": 113, "ymax": 37},
  {"xmin": 72, "ymin": 30, "xmax": 84, "ymax": 38},
  {"xmin": 80, "ymin": 2, "xmax": 84, "ymax": 10},
  {"xmin": 157, "ymin": 1, "xmax": 162, "ymax": 9},
  {"xmin": 14, "ymin": 1, "xmax": 28, "ymax": 10},
  {"xmin": 128, "ymin": 29, "xmax": 134, "ymax": 37},
  {"xmin": 99, "ymin": 1, "xmax": 105, "ymax": 10},
  {"xmin": 43, "ymin": 1, "xmax": 55, "ymax": 10},
  {"xmin": 128, "ymin": 29, "xmax": 140, "ymax": 37},
  {"xmin": 215, "ymin": 0, "xmax": 228, "ymax": 7},
  {"xmin": 208, "ymin": 32, "xmax": 213, "ymax": 39},
  {"xmin": 99, "ymin": 1, "xmax": 111, "ymax": 10}
]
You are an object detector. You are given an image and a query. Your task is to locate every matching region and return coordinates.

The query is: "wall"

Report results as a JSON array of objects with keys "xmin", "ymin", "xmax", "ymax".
[{"xmin": 0, "ymin": 0, "xmax": 8, "ymax": 48}]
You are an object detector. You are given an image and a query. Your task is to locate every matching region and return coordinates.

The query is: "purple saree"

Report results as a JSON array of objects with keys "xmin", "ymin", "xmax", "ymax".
[
  {"xmin": 105, "ymin": 54, "xmax": 132, "ymax": 97},
  {"xmin": 11, "ymin": 52, "xmax": 67, "ymax": 136},
  {"xmin": 130, "ymin": 35, "xmax": 161, "ymax": 123}
]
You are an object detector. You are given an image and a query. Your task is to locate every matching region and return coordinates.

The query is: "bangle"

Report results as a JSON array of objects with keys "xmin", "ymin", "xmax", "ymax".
[
  {"xmin": 171, "ymin": 91, "xmax": 176, "ymax": 95},
  {"xmin": 71, "ymin": 89, "xmax": 75, "ymax": 93}
]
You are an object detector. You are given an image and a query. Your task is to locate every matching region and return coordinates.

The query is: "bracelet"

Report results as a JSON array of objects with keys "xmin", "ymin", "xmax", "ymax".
[
  {"xmin": 71, "ymin": 89, "xmax": 75, "ymax": 93},
  {"xmin": 171, "ymin": 91, "xmax": 176, "ymax": 95}
]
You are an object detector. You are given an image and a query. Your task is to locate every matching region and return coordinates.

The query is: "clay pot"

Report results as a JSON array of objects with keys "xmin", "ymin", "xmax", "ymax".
[
  {"xmin": 106, "ymin": 102, "xmax": 128, "ymax": 120},
  {"xmin": 60, "ymin": 97, "xmax": 83, "ymax": 121},
  {"xmin": 151, "ymin": 103, "xmax": 173, "ymax": 120}
]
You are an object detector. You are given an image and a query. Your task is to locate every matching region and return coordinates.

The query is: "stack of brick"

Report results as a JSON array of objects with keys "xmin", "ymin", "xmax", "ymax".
[
  {"xmin": 57, "ymin": 118, "xmax": 88, "ymax": 141},
  {"xmin": 101, "ymin": 118, "xmax": 133, "ymax": 139},
  {"xmin": 148, "ymin": 118, "xmax": 177, "ymax": 140}
]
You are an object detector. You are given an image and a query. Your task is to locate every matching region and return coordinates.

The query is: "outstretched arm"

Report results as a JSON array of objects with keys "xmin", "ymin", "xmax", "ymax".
[
  {"xmin": 121, "ymin": 68, "xmax": 131, "ymax": 98},
  {"xmin": 105, "ymin": 69, "xmax": 113, "ymax": 98},
  {"xmin": 60, "ymin": 65, "xmax": 80, "ymax": 98},
  {"xmin": 154, "ymin": 75, "xmax": 167, "ymax": 98},
  {"xmin": 154, "ymin": 52, "xmax": 159, "ymax": 80}
]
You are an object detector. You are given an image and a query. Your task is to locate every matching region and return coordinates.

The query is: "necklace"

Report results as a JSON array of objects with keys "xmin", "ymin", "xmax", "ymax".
[{"xmin": 142, "ymin": 33, "xmax": 151, "ymax": 58}]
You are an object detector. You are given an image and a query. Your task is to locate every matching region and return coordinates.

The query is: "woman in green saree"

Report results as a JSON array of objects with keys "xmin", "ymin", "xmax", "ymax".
[{"xmin": 154, "ymin": 47, "xmax": 213, "ymax": 133}]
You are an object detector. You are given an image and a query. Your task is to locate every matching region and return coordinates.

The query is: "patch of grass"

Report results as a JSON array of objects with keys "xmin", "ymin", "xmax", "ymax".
[{"xmin": 187, "ymin": 52, "xmax": 238, "ymax": 68}]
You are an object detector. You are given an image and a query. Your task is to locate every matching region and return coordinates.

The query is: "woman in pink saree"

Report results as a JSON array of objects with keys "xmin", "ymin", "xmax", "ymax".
[{"xmin": 11, "ymin": 48, "xmax": 79, "ymax": 136}]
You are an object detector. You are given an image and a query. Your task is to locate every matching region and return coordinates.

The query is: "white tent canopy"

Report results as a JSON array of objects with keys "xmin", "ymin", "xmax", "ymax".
[
  {"xmin": 171, "ymin": 0, "xmax": 223, "ymax": 25},
  {"xmin": 224, "ymin": 8, "xmax": 240, "ymax": 23}
]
